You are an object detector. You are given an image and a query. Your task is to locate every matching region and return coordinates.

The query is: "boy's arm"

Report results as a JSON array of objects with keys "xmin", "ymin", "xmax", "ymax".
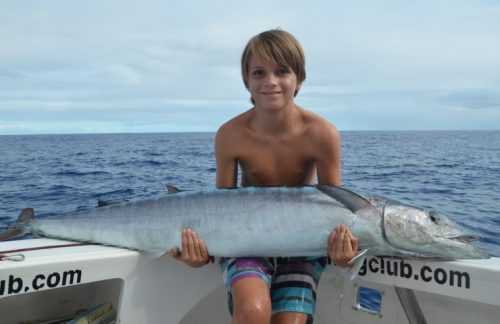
[
  {"xmin": 313, "ymin": 122, "xmax": 358, "ymax": 267},
  {"xmin": 315, "ymin": 123, "xmax": 341, "ymax": 186},
  {"xmin": 169, "ymin": 126, "xmax": 241, "ymax": 268},
  {"xmin": 215, "ymin": 125, "xmax": 238, "ymax": 188}
]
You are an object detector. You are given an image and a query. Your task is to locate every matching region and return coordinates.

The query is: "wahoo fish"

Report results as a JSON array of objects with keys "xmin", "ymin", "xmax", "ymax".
[{"xmin": 1, "ymin": 186, "xmax": 489, "ymax": 260}]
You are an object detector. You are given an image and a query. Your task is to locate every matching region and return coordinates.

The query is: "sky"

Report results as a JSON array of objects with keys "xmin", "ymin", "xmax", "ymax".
[{"xmin": 1, "ymin": 0, "xmax": 499, "ymax": 135}]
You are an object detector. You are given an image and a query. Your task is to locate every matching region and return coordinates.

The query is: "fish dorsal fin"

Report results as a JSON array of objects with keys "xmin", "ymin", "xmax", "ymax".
[
  {"xmin": 18, "ymin": 208, "xmax": 35, "ymax": 223},
  {"xmin": 165, "ymin": 184, "xmax": 182, "ymax": 194},
  {"xmin": 317, "ymin": 185, "xmax": 372, "ymax": 213}
]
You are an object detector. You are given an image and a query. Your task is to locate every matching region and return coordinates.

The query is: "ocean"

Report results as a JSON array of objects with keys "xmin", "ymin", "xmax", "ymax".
[{"xmin": 1, "ymin": 131, "xmax": 499, "ymax": 258}]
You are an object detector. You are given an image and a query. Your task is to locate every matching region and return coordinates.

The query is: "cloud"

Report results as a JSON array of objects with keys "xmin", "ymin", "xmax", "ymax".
[
  {"xmin": 435, "ymin": 89, "xmax": 500, "ymax": 110},
  {"xmin": 1, "ymin": 1, "xmax": 500, "ymax": 134}
]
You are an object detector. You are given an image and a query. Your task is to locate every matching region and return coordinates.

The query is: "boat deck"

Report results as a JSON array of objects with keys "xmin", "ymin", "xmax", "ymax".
[{"xmin": 1, "ymin": 238, "xmax": 499, "ymax": 323}]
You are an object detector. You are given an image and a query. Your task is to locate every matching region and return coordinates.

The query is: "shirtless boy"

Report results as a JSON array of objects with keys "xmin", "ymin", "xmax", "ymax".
[{"xmin": 171, "ymin": 29, "xmax": 358, "ymax": 324}]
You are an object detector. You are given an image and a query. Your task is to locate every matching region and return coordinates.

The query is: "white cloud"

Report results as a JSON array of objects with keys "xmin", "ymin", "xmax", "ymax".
[{"xmin": 1, "ymin": 0, "xmax": 499, "ymax": 134}]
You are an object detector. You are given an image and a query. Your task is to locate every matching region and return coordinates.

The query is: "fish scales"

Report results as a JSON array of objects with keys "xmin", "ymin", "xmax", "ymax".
[
  {"xmin": 25, "ymin": 187, "xmax": 352, "ymax": 256},
  {"xmin": 12, "ymin": 186, "xmax": 488, "ymax": 259}
]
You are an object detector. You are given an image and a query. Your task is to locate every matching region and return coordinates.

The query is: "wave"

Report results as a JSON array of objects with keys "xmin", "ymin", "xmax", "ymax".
[{"xmin": 52, "ymin": 170, "xmax": 113, "ymax": 177}]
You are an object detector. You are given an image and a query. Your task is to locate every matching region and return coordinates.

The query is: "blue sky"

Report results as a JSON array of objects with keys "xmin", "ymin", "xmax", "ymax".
[{"xmin": 1, "ymin": 1, "xmax": 499, "ymax": 134}]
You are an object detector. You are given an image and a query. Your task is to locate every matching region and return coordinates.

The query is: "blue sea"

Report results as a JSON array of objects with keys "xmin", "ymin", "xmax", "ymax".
[{"xmin": 1, "ymin": 131, "xmax": 499, "ymax": 259}]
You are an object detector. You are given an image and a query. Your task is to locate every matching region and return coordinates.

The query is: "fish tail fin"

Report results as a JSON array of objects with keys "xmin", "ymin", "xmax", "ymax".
[
  {"xmin": 0, "ymin": 228, "xmax": 24, "ymax": 241},
  {"xmin": 0, "ymin": 208, "xmax": 35, "ymax": 241}
]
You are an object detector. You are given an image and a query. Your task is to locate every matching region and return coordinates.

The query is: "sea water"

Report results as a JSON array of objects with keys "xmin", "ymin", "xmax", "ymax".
[
  {"xmin": 1, "ymin": 131, "xmax": 499, "ymax": 311},
  {"xmin": 1, "ymin": 131, "xmax": 498, "ymax": 255}
]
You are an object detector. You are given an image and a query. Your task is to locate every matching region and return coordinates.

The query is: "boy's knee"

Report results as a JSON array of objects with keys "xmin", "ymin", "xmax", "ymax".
[{"xmin": 233, "ymin": 298, "xmax": 271, "ymax": 323}]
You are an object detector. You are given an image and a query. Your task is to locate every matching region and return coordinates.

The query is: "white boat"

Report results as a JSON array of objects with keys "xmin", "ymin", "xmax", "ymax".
[{"xmin": 1, "ymin": 238, "xmax": 499, "ymax": 323}]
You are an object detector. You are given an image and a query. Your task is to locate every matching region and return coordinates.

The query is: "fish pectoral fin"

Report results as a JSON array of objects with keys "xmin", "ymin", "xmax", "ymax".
[
  {"xmin": 317, "ymin": 185, "xmax": 372, "ymax": 213},
  {"xmin": 347, "ymin": 248, "xmax": 369, "ymax": 281},
  {"xmin": 348, "ymin": 248, "xmax": 369, "ymax": 266}
]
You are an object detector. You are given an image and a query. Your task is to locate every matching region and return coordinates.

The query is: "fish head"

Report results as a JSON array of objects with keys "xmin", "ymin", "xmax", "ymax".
[{"xmin": 382, "ymin": 200, "xmax": 489, "ymax": 259}]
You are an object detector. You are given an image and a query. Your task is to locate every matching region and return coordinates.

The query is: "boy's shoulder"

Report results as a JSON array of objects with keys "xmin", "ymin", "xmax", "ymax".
[
  {"xmin": 299, "ymin": 107, "xmax": 339, "ymax": 140},
  {"xmin": 215, "ymin": 109, "xmax": 253, "ymax": 150},
  {"xmin": 216, "ymin": 106, "xmax": 339, "ymax": 145},
  {"xmin": 216, "ymin": 108, "xmax": 252, "ymax": 137}
]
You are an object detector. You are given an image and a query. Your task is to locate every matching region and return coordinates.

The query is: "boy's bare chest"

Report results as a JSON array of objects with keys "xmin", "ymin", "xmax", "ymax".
[{"xmin": 237, "ymin": 141, "xmax": 316, "ymax": 186}]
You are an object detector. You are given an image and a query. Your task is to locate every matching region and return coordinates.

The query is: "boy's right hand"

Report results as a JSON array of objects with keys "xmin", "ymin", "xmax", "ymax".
[{"xmin": 170, "ymin": 228, "xmax": 210, "ymax": 268}]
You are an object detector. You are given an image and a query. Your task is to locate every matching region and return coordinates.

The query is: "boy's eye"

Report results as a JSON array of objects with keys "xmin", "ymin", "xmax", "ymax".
[
  {"xmin": 277, "ymin": 68, "xmax": 290, "ymax": 75},
  {"xmin": 251, "ymin": 69, "xmax": 265, "ymax": 77}
]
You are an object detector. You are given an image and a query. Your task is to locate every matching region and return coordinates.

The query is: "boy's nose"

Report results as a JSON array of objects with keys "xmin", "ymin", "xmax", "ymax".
[{"xmin": 264, "ymin": 73, "xmax": 279, "ymax": 84}]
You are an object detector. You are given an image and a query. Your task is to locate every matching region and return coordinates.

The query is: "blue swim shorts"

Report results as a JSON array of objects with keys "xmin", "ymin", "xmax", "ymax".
[{"xmin": 219, "ymin": 256, "xmax": 327, "ymax": 321}]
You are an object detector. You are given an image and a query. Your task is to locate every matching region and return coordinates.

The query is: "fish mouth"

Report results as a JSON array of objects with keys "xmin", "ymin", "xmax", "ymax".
[
  {"xmin": 435, "ymin": 234, "xmax": 490, "ymax": 259},
  {"xmin": 448, "ymin": 234, "xmax": 483, "ymax": 243}
]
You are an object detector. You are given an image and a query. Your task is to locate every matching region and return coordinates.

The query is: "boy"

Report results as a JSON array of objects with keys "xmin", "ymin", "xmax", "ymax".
[{"xmin": 171, "ymin": 29, "xmax": 358, "ymax": 324}]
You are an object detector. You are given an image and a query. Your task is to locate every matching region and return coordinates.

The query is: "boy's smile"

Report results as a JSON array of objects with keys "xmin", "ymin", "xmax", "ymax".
[{"xmin": 261, "ymin": 90, "xmax": 282, "ymax": 97}]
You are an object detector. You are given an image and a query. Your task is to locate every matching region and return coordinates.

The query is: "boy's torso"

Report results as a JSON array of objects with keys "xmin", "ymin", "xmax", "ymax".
[{"xmin": 226, "ymin": 107, "xmax": 328, "ymax": 186}]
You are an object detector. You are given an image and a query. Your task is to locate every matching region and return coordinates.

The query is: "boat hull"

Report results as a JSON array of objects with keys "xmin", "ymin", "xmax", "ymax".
[{"xmin": 1, "ymin": 238, "xmax": 499, "ymax": 324}]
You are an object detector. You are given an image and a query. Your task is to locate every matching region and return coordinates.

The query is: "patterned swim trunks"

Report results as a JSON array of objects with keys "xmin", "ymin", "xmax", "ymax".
[{"xmin": 219, "ymin": 256, "xmax": 327, "ymax": 322}]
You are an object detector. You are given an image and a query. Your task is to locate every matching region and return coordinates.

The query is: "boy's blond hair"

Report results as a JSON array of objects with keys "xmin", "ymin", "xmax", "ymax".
[{"xmin": 241, "ymin": 29, "xmax": 306, "ymax": 97}]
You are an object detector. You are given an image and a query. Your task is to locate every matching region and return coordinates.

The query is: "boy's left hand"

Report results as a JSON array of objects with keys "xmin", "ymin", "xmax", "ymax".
[{"xmin": 328, "ymin": 225, "xmax": 359, "ymax": 268}]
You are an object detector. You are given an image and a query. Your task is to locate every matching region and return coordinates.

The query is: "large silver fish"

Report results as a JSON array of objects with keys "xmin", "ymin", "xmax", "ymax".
[{"xmin": 1, "ymin": 186, "xmax": 489, "ymax": 259}]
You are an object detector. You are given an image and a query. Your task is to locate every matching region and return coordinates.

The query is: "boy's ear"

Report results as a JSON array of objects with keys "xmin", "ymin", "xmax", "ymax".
[{"xmin": 294, "ymin": 83, "xmax": 302, "ymax": 97}]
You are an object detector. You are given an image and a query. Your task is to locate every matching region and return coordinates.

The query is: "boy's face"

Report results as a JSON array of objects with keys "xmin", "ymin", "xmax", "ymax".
[{"xmin": 247, "ymin": 54, "xmax": 301, "ymax": 111}]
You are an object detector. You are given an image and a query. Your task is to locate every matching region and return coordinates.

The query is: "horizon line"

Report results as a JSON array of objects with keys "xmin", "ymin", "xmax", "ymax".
[{"xmin": 2, "ymin": 129, "xmax": 499, "ymax": 136}]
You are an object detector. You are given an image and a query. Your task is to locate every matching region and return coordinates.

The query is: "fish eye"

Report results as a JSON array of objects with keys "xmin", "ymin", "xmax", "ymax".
[{"xmin": 429, "ymin": 211, "xmax": 439, "ymax": 223}]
